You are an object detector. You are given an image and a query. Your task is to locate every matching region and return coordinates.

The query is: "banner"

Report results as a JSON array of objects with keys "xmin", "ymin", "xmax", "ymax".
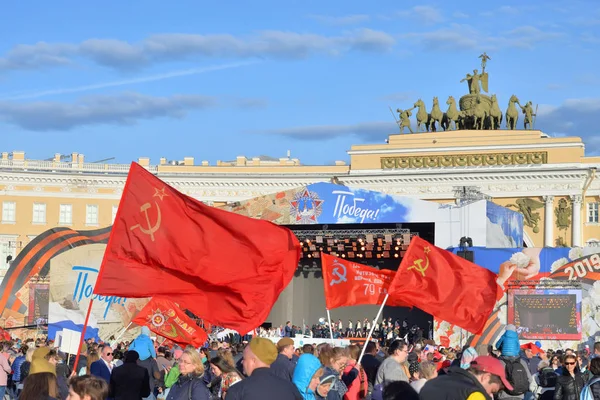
[
  {"xmin": 48, "ymin": 243, "xmax": 148, "ymax": 340},
  {"xmin": 438, "ymin": 247, "xmax": 600, "ymax": 350}
]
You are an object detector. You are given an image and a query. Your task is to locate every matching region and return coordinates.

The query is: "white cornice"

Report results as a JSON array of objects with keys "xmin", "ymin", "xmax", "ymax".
[{"xmin": 347, "ymin": 142, "xmax": 585, "ymax": 155}]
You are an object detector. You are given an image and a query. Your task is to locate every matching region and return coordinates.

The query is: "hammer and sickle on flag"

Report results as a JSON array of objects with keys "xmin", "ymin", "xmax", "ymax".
[
  {"xmin": 330, "ymin": 259, "xmax": 347, "ymax": 286},
  {"xmin": 129, "ymin": 187, "xmax": 168, "ymax": 242},
  {"xmin": 408, "ymin": 246, "xmax": 431, "ymax": 277}
]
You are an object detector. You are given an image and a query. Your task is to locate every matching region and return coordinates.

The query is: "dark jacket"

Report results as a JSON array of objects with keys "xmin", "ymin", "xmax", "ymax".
[
  {"xmin": 554, "ymin": 373, "xmax": 585, "ymax": 400},
  {"xmin": 110, "ymin": 362, "xmax": 151, "ymax": 400},
  {"xmin": 589, "ymin": 375, "xmax": 600, "ymax": 399},
  {"xmin": 270, "ymin": 354, "xmax": 295, "ymax": 381},
  {"xmin": 226, "ymin": 368, "xmax": 303, "ymax": 400},
  {"xmin": 361, "ymin": 353, "xmax": 381, "ymax": 392},
  {"xmin": 419, "ymin": 367, "xmax": 492, "ymax": 400},
  {"xmin": 166, "ymin": 373, "xmax": 210, "ymax": 400},
  {"xmin": 90, "ymin": 359, "xmax": 112, "ymax": 384}
]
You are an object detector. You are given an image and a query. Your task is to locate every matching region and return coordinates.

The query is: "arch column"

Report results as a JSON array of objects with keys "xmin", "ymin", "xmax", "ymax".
[
  {"xmin": 543, "ymin": 195, "xmax": 554, "ymax": 247},
  {"xmin": 571, "ymin": 195, "xmax": 583, "ymax": 247}
]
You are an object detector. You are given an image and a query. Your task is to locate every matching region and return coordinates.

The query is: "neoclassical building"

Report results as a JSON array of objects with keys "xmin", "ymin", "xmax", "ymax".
[{"xmin": 0, "ymin": 129, "xmax": 599, "ymax": 280}]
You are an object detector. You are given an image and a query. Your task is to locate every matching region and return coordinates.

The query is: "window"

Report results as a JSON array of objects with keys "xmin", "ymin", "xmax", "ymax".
[
  {"xmin": 0, "ymin": 235, "xmax": 17, "ymax": 270},
  {"xmin": 32, "ymin": 203, "xmax": 46, "ymax": 224},
  {"xmin": 86, "ymin": 205, "xmax": 99, "ymax": 226},
  {"xmin": 112, "ymin": 205, "xmax": 118, "ymax": 223},
  {"xmin": 59, "ymin": 204, "xmax": 73, "ymax": 225},
  {"xmin": 588, "ymin": 202, "xmax": 599, "ymax": 224},
  {"xmin": 2, "ymin": 202, "xmax": 16, "ymax": 223}
]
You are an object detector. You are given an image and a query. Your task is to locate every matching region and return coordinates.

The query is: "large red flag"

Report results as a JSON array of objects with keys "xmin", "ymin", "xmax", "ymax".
[
  {"xmin": 388, "ymin": 236, "xmax": 499, "ymax": 334},
  {"xmin": 132, "ymin": 298, "xmax": 208, "ymax": 348},
  {"xmin": 94, "ymin": 162, "xmax": 301, "ymax": 334},
  {"xmin": 321, "ymin": 254, "xmax": 409, "ymax": 309}
]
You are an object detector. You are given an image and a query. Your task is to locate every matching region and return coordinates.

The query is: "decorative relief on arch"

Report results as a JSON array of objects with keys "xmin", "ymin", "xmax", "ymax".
[{"xmin": 380, "ymin": 151, "xmax": 548, "ymax": 169}]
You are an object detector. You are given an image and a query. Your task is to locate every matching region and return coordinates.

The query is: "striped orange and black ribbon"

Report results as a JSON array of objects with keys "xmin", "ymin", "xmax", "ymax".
[
  {"xmin": 0, "ymin": 226, "xmax": 111, "ymax": 315},
  {"xmin": 466, "ymin": 307, "xmax": 504, "ymax": 349}
]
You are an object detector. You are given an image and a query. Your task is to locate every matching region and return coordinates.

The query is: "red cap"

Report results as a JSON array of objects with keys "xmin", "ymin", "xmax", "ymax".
[{"xmin": 470, "ymin": 356, "xmax": 513, "ymax": 391}]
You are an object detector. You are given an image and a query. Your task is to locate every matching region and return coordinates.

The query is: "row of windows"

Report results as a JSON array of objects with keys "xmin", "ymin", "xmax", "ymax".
[{"xmin": 1, "ymin": 202, "xmax": 117, "ymax": 226}]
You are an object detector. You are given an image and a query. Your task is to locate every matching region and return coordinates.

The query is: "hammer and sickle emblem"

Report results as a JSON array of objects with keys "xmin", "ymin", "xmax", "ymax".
[
  {"xmin": 130, "ymin": 202, "xmax": 162, "ymax": 242},
  {"xmin": 407, "ymin": 247, "xmax": 431, "ymax": 277},
  {"xmin": 330, "ymin": 260, "xmax": 347, "ymax": 286}
]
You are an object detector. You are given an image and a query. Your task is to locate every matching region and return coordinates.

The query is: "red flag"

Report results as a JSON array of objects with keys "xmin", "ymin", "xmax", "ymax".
[
  {"xmin": 132, "ymin": 298, "xmax": 208, "ymax": 348},
  {"xmin": 388, "ymin": 236, "xmax": 499, "ymax": 334},
  {"xmin": 321, "ymin": 253, "xmax": 409, "ymax": 309},
  {"xmin": 94, "ymin": 162, "xmax": 301, "ymax": 334}
]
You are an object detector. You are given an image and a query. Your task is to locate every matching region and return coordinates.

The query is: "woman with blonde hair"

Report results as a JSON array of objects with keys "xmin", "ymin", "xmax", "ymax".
[
  {"xmin": 166, "ymin": 349, "xmax": 210, "ymax": 400},
  {"xmin": 82, "ymin": 351, "xmax": 99, "ymax": 376}
]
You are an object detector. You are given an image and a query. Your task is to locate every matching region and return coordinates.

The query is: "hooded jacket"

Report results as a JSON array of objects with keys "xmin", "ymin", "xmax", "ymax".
[
  {"xmin": 293, "ymin": 354, "xmax": 322, "ymax": 400},
  {"xmin": 495, "ymin": 327, "xmax": 520, "ymax": 357},
  {"xmin": 129, "ymin": 326, "xmax": 157, "ymax": 361}
]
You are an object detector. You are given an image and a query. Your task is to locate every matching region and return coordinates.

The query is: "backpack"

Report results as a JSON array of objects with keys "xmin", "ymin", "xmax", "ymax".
[
  {"xmin": 538, "ymin": 367, "xmax": 557, "ymax": 388},
  {"xmin": 503, "ymin": 358, "xmax": 529, "ymax": 395},
  {"xmin": 580, "ymin": 377, "xmax": 600, "ymax": 400}
]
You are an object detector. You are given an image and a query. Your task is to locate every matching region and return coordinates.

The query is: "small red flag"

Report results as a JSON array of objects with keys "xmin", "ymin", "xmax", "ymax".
[
  {"xmin": 94, "ymin": 162, "xmax": 301, "ymax": 334},
  {"xmin": 388, "ymin": 236, "xmax": 499, "ymax": 334},
  {"xmin": 132, "ymin": 298, "xmax": 208, "ymax": 348},
  {"xmin": 321, "ymin": 254, "xmax": 409, "ymax": 310}
]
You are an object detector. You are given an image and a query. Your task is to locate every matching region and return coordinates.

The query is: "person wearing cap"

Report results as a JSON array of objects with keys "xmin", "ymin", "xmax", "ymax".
[
  {"xmin": 226, "ymin": 337, "xmax": 302, "ymax": 400},
  {"xmin": 271, "ymin": 337, "xmax": 296, "ymax": 381},
  {"xmin": 420, "ymin": 355, "xmax": 514, "ymax": 400}
]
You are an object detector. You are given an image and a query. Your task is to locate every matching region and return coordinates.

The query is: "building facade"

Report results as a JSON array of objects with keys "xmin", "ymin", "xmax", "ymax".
[{"xmin": 1, "ymin": 129, "xmax": 599, "ymax": 280}]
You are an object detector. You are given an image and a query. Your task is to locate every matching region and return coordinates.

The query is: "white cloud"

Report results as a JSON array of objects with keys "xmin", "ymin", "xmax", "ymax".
[
  {"xmin": 0, "ymin": 92, "xmax": 260, "ymax": 131},
  {"xmin": 0, "ymin": 30, "xmax": 396, "ymax": 72},
  {"xmin": 398, "ymin": 6, "xmax": 444, "ymax": 24},
  {"xmin": 254, "ymin": 121, "xmax": 397, "ymax": 141}
]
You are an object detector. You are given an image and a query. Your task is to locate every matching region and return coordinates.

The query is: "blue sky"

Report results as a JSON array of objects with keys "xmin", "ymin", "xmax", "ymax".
[{"xmin": 1, "ymin": 0, "xmax": 599, "ymax": 165}]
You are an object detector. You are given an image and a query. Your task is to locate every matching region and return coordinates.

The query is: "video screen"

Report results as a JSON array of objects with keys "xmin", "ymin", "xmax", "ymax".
[{"xmin": 508, "ymin": 289, "xmax": 581, "ymax": 340}]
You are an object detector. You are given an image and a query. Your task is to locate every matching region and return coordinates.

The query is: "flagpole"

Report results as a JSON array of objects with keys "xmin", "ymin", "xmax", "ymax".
[
  {"xmin": 357, "ymin": 294, "xmax": 389, "ymax": 365},
  {"xmin": 113, "ymin": 321, "xmax": 133, "ymax": 344},
  {"xmin": 326, "ymin": 309, "xmax": 334, "ymax": 340},
  {"xmin": 72, "ymin": 299, "xmax": 94, "ymax": 371}
]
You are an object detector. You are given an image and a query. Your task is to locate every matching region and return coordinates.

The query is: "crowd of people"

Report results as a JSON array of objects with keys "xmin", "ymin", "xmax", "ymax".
[{"xmin": 2, "ymin": 321, "xmax": 600, "ymax": 399}]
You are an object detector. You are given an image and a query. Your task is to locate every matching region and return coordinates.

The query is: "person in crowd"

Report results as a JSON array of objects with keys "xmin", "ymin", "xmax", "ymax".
[
  {"xmin": 208, "ymin": 356, "xmax": 243, "ymax": 399},
  {"xmin": 497, "ymin": 345, "xmax": 532, "ymax": 399},
  {"xmin": 461, "ymin": 348, "xmax": 479, "ymax": 369},
  {"xmin": 320, "ymin": 346, "xmax": 350, "ymax": 400},
  {"xmin": 164, "ymin": 348, "xmax": 184, "ymax": 396},
  {"xmin": 129, "ymin": 327, "xmax": 157, "ymax": 362},
  {"xmin": 70, "ymin": 344, "xmax": 89, "ymax": 377},
  {"xmin": 67, "ymin": 375, "xmax": 110, "ymax": 400},
  {"xmin": 529, "ymin": 360, "xmax": 556, "ymax": 400},
  {"xmin": 109, "ymin": 350, "xmax": 151, "ymax": 400},
  {"xmin": 271, "ymin": 337, "xmax": 296, "ymax": 381},
  {"xmin": 0, "ymin": 343, "xmax": 11, "ymax": 399},
  {"xmin": 19, "ymin": 346, "xmax": 36, "ymax": 393},
  {"xmin": 550, "ymin": 355, "xmax": 561, "ymax": 372},
  {"xmin": 381, "ymin": 381, "xmax": 419, "ymax": 400},
  {"xmin": 409, "ymin": 361, "xmax": 437, "ymax": 393},
  {"xmin": 360, "ymin": 341, "xmax": 381, "ymax": 398},
  {"xmin": 583, "ymin": 357, "xmax": 600, "ymax": 399},
  {"xmin": 521, "ymin": 345, "xmax": 542, "ymax": 376},
  {"xmin": 226, "ymin": 337, "xmax": 302, "ymax": 399},
  {"xmin": 496, "ymin": 325, "xmax": 520, "ymax": 357},
  {"xmin": 293, "ymin": 353, "xmax": 326, "ymax": 400},
  {"xmin": 11, "ymin": 344, "xmax": 28, "ymax": 395},
  {"xmin": 420, "ymin": 355, "xmax": 514, "ymax": 400},
  {"xmin": 554, "ymin": 353, "xmax": 586, "ymax": 399},
  {"xmin": 19, "ymin": 348, "xmax": 59, "ymax": 400},
  {"xmin": 83, "ymin": 351, "xmax": 100, "ymax": 376},
  {"xmin": 90, "ymin": 346, "xmax": 113, "ymax": 384},
  {"xmin": 165, "ymin": 349, "xmax": 210, "ymax": 400},
  {"xmin": 342, "ymin": 344, "xmax": 367, "ymax": 400},
  {"xmin": 375, "ymin": 340, "xmax": 409, "ymax": 387}
]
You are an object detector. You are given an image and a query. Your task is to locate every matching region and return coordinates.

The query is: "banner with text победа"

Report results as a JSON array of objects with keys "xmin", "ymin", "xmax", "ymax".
[{"xmin": 48, "ymin": 243, "xmax": 148, "ymax": 341}]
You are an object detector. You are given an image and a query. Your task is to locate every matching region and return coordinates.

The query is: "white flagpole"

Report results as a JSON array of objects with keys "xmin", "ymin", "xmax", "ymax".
[
  {"xmin": 113, "ymin": 322, "xmax": 133, "ymax": 344},
  {"xmin": 326, "ymin": 309, "xmax": 334, "ymax": 340},
  {"xmin": 357, "ymin": 294, "xmax": 389, "ymax": 365}
]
